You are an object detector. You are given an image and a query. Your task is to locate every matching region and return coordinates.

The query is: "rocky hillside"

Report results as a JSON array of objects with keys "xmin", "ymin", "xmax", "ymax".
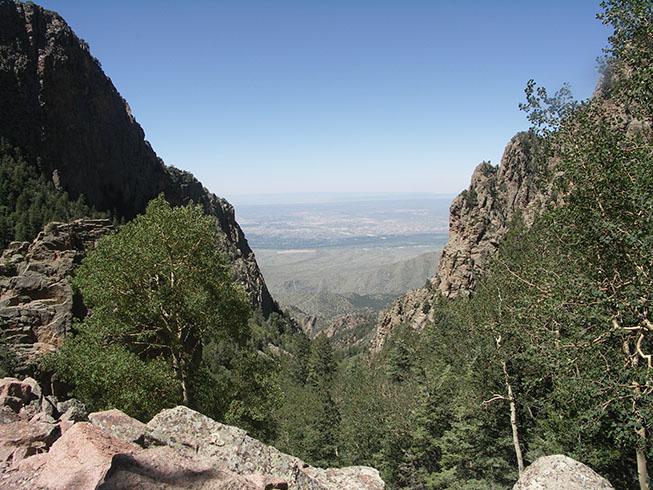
[
  {"xmin": 371, "ymin": 132, "xmax": 551, "ymax": 352},
  {"xmin": 0, "ymin": 377, "xmax": 385, "ymax": 489},
  {"xmin": 0, "ymin": 0, "xmax": 276, "ymax": 316}
]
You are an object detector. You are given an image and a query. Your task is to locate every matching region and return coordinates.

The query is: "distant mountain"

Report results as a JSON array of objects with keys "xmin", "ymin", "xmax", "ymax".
[
  {"xmin": 0, "ymin": 0, "xmax": 277, "ymax": 316},
  {"xmin": 268, "ymin": 250, "xmax": 441, "ymax": 322}
]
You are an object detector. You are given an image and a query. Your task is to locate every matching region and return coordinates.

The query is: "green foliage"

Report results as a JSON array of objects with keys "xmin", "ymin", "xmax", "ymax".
[
  {"xmin": 518, "ymin": 80, "xmax": 578, "ymax": 135},
  {"xmin": 249, "ymin": 310, "xmax": 298, "ymax": 352},
  {"xmin": 50, "ymin": 196, "xmax": 251, "ymax": 419},
  {"xmin": 306, "ymin": 334, "xmax": 337, "ymax": 389},
  {"xmin": 0, "ymin": 139, "xmax": 112, "ymax": 250},
  {"xmin": 273, "ymin": 333, "xmax": 343, "ymax": 468},
  {"xmin": 460, "ymin": 187, "xmax": 478, "ymax": 209},
  {"xmin": 598, "ymin": 0, "xmax": 653, "ymax": 115},
  {"xmin": 0, "ymin": 334, "xmax": 17, "ymax": 379},
  {"xmin": 48, "ymin": 328, "xmax": 179, "ymax": 420},
  {"xmin": 384, "ymin": 328, "xmax": 419, "ymax": 383},
  {"xmin": 274, "ymin": 382, "xmax": 335, "ymax": 466},
  {"xmin": 223, "ymin": 350, "xmax": 282, "ymax": 442},
  {"xmin": 284, "ymin": 332, "xmax": 311, "ymax": 385},
  {"xmin": 468, "ymin": 2, "xmax": 653, "ymax": 485}
]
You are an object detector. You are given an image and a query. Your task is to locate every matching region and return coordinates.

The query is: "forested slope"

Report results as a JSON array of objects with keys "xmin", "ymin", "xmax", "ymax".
[{"xmin": 324, "ymin": 2, "xmax": 651, "ymax": 488}]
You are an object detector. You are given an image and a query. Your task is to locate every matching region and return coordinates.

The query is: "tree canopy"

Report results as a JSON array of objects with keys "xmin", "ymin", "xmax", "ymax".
[{"xmin": 51, "ymin": 195, "xmax": 250, "ymax": 418}]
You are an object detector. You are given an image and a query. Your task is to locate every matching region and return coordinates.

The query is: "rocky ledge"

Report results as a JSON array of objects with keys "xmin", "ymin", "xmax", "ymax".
[
  {"xmin": 0, "ymin": 377, "xmax": 385, "ymax": 490},
  {"xmin": 433, "ymin": 132, "xmax": 550, "ymax": 299},
  {"xmin": 0, "ymin": 219, "xmax": 114, "ymax": 374}
]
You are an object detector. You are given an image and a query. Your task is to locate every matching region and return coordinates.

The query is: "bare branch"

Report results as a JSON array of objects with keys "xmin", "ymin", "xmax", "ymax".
[{"xmin": 482, "ymin": 394, "xmax": 509, "ymax": 406}]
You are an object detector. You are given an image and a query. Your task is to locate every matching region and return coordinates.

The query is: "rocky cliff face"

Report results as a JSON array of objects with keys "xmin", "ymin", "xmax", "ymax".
[
  {"xmin": 371, "ymin": 132, "xmax": 551, "ymax": 352},
  {"xmin": 0, "ymin": 377, "xmax": 386, "ymax": 490},
  {"xmin": 434, "ymin": 132, "xmax": 549, "ymax": 298},
  {"xmin": 369, "ymin": 286, "xmax": 434, "ymax": 354},
  {"xmin": 0, "ymin": 0, "xmax": 276, "ymax": 316},
  {"xmin": 0, "ymin": 220, "xmax": 114, "ymax": 373}
]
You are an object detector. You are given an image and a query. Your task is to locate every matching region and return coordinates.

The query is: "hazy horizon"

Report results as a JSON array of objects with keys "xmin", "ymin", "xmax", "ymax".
[{"xmin": 226, "ymin": 190, "xmax": 457, "ymax": 206}]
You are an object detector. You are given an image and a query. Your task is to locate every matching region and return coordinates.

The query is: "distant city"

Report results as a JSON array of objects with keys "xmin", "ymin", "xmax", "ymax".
[{"xmin": 234, "ymin": 194, "xmax": 451, "ymax": 250}]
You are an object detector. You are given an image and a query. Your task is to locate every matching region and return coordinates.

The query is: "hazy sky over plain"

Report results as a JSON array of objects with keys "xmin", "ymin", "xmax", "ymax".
[{"xmin": 37, "ymin": 0, "xmax": 610, "ymax": 201}]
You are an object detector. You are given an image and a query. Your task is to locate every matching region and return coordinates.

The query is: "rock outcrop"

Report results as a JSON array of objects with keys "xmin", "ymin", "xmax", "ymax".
[
  {"xmin": 0, "ymin": 0, "xmax": 276, "ymax": 316},
  {"xmin": 0, "ymin": 376, "xmax": 87, "ymax": 472},
  {"xmin": 369, "ymin": 286, "xmax": 434, "ymax": 354},
  {"xmin": 434, "ymin": 132, "xmax": 549, "ymax": 298},
  {"xmin": 512, "ymin": 455, "xmax": 614, "ymax": 490},
  {"xmin": 0, "ymin": 219, "xmax": 114, "ymax": 373},
  {"xmin": 145, "ymin": 406, "xmax": 385, "ymax": 490},
  {"xmin": 371, "ymin": 132, "xmax": 551, "ymax": 352},
  {"xmin": 0, "ymin": 377, "xmax": 385, "ymax": 490}
]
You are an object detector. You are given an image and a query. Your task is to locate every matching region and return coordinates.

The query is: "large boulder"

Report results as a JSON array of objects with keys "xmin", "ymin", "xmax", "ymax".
[
  {"xmin": 145, "ymin": 406, "xmax": 321, "ymax": 489},
  {"xmin": 0, "ymin": 377, "xmax": 38, "ymax": 411},
  {"xmin": 0, "ymin": 376, "xmax": 385, "ymax": 489},
  {"xmin": 513, "ymin": 455, "xmax": 614, "ymax": 490},
  {"xmin": 35, "ymin": 422, "xmax": 137, "ymax": 490},
  {"xmin": 0, "ymin": 375, "xmax": 91, "ymax": 474},
  {"xmin": 89, "ymin": 409, "xmax": 148, "ymax": 445},
  {"xmin": 0, "ymin": 376, "xmax": 68, "ymax": 423},
  {"xmin": 304, "ymin": 466, "xmax": 386, "ymax": 490},
  {"xmin": 100, "ymin": 448, "xmax": 261, "ymax": 490},
  {"xmin": 146, "ymin": 406, "xmax": 384, "ymax": 490},
  {"xmin": 2, "ymin": 420, "xmax": 269, "ymax": 490},
  {"xmin": 0, "ymin": 403, "xmax": 385, "ymax": 489},
  {"xmin": 0, "ymin": 420, "xmax": 59, "ymax": 469}
]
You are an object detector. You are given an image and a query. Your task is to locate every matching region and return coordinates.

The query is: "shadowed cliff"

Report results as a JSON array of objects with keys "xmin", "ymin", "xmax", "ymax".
[{"xmin": 0, "ymin": 0, "xmax": 277, "ymax": 316}]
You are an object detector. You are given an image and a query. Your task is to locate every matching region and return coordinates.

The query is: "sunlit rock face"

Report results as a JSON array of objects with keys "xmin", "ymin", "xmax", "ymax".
[
  {"xmin": 434, "ymin": 132, "xmax": 549, "ymax": 299},
  {"xmin": 0, "ymin": 220, "xmax": 114, "ymax": 375}
]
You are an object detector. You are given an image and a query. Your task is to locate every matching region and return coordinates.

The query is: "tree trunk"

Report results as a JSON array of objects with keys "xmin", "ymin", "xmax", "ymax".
[
  {"xmin": 632, "ymin": 375, "xmax": 649, "ymax": 490},
  {"xmin": 171, "ymin": 352, "xmax": 190, "ymax": 406},
  {"xmin": 178, "ymin": 356, "xmax": 189, "ymax": 406},
  {"xmin": 503, "ymin": 360, "xmax": 524, "ymax": 474},
  {"xmin": 179, "ymin": 375, "xmax": 189, "ymax": 406},
  {"xmin": 636, "ymin": 425, "xmax": 649, "ymax": 490}
]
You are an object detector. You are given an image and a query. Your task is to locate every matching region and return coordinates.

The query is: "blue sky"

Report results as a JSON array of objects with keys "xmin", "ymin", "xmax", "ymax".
[{"xmin": 38, "ymin": 0, "xmax": 611, "ymax": 201}]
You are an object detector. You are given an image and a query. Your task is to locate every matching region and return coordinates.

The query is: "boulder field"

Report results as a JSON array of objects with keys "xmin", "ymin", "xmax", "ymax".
[{"xmin": 0, "ymin": 377, "xmax": 385, "ymax": 489}]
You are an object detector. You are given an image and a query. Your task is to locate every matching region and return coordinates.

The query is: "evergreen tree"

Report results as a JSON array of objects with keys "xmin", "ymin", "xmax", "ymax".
[
  {"xmin": 0, "ymin": 139, "xmax": 112, "ymax": 250},
  {"xmin": 306, "ymin": 334, "xmax": 337, "ymax": 389}
]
